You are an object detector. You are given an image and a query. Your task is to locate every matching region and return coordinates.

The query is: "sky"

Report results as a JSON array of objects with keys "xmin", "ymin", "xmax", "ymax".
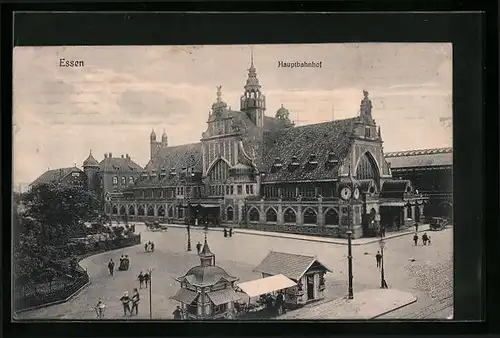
[{"xmin": 13, "ymin": 43, "xmax": 452, "ymax": 185}]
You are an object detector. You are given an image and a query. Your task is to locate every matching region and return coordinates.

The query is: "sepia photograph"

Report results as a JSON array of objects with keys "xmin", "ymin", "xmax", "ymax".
[{"xmin": 12, "ymin": 43, "xmax": 453, "ymax": 321}]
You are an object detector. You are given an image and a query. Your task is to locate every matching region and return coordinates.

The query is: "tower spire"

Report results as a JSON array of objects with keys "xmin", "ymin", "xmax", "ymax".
[{"xmin": 251, "ymin": 46, "xmax": 254, "ymax": 68}]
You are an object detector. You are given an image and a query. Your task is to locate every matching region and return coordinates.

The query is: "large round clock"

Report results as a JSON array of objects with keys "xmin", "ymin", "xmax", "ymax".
[
  {"xmin": 353, "ymin": 188, "xmax": 360, "ymax": 200},
  {"xmin": 340, "ymin": 186, "xmax": 352, "ymax": 200}
]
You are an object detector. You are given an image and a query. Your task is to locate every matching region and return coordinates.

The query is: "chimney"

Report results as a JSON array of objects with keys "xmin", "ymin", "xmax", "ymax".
[
  {"xmin": 104, "ymin": 153, "xmax": 108, "ymax": 159},
  {"xmin": 109, "ymin": 152, "xmax": 112, "ymax": 158},
  {"xmin": 121, "ymin": 154, "xmax": 124, "ymax": 159}
]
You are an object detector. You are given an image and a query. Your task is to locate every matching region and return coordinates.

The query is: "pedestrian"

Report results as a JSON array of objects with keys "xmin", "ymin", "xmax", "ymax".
[
  {"xmin": 196, "ymin": 241, "xmax": 202, "ymax": 254},
  {"xmin": 276, "ymin": 291, "xmax": 285, "ymax": 316},
  {"xmin": 108, "ymin": 259, "xmax": 115, "ymax": 276},
  {"xmin": 144, "ymin": 243, "xmax": 148, "ymax": 252},
  {"xmin": 125, "ymin": 255, "xmax": 130, "ymax": 270},
  {"xmin": 131, "ymin": 288, "xmax": 140, "ymax": 316},
  {"xmin": 413, "ymin": 233, "xmax": 419, "ymax": 246},
  {"xmin": 173, "ymin": 305, "xmax": 183, "ymax": 320},
  {"xmin": 414, "ymin": 222, "xmax": 419, "ymax": 233},
  {"xmin": 95, "ymin": 298, "xmax": 106, "ymax": 319},
  {"xmin": 223, "ymin": 228, "xmax": 228, "ymax": 238},
  {"xmin": 119, "ymin": 291, "xmax": 131, "ymax": 316},
  {"xmin": 375, "ymin": 251, "xmax": 382, "ymax": 268},
  {"xmin": 151, "ymin": 242, "xmax": 155, "ymax": 252},
  {"xmin": 427, "ymin": 236, "xmax": 432, "ymax": 245},
  {"xmin": 229, "ymin": 227, "xmax": 233, "ymax": 237},
  {"xmin": 422, "ymin": 233, "xmax": 429, "ymax": 246},
  {"xmin": 144, "ymin": 271, "xmax": 150, "ymax": 288},
  {"xmin": 138, "ymin": 271, "xmax": 144, "ymax": 289}
]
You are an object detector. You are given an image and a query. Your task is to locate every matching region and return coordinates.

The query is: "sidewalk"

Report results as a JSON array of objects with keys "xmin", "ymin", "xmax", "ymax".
[
  {"xmin": 277, "ymin": 289, "xmax": 417, "ymax": 320},
  {"xmin": 156, "ymin": 223, "xmax": 430, "ymax": 246}
]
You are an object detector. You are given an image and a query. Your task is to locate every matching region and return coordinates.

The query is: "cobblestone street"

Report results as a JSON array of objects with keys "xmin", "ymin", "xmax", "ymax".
[{"xmin": 16, "ymin": 224, "xmax": 453, "ymax": 320}]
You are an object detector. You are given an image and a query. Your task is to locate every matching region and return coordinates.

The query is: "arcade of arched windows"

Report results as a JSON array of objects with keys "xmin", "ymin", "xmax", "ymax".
[{"xmin": 246, "ymin": 206, "xmax": 341, "ymax": 226}]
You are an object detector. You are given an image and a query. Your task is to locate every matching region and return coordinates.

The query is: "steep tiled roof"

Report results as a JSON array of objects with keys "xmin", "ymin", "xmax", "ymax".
[
  {"xmin": 30, "ymin": 167, "xmax": 84, "ymax": 186},
  {"xmin": 253, "ymin": 251, "xmax": 329, "ymax": 281},
  {"xmin": 83, "ymin": 151, "xmax": 99, "ymax": 167},
  {"xmin": 133, "ymin": 143, "xmax": 202, "ymax": 188},
  {"xmin": 147, "ymin": 143, "xmax": 202, "ymax": 173},
  {"xmin": 385, "ymin": 147, "xmax": 452, "ymax": 169},
  {"xmin": 380, "ymin": 179, "xmax": 412, "ymax": 198},
  {"xmin": 180, "ymin": 265, "xmax": 238, "ymax": 287},
  {"xmin": 263, "ymin": 116, "xmax": 291, "ymax": 131},
  {"xmin": 261, "ymin": 118, "xmax": 357, "ymax": 182},
  {"xmin": 99, "ymin": 157, "xmax": 143, "ymax": 172}
]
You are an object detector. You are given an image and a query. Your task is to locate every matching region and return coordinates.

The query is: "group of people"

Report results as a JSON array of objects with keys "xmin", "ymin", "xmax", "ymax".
[
  {"xmin": 137, "ymin": 270, "xmax": 151, "ymax": 289},
  {"xmin": 106, "ymin": 255, "xmax": 131, "ymax": 275},
  {"xmin": 257, "ymin": 292, "xmax": 286, "ymax": 316},
  {"xmin": 413, "ymin": 232, "xmax": 431, "ymax": 246},
  {"xmin": 119, "ymin": 255, "xmax": 131, "ymax": 270},
  {"xmin": 144, "ymin": 241, "xmax": 155, "ymax": 252},
  {"xmin": 118, "ymin": 288, "xmax": 141, "ymax": 317}
]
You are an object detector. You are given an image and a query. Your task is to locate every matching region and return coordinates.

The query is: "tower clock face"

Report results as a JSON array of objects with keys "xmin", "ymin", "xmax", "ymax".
[{"xmin": 340, "ymin": 187, "xmax": 352, "ymax": 200}]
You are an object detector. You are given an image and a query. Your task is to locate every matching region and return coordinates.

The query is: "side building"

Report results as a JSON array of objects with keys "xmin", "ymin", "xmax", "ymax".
[
  {"xmin": 108, "ymin": 57, "xmax": 430, "ymax": 239},
  {"xmin": 384, "ymin": 147, "xmax": 453, "ymax": 221}
]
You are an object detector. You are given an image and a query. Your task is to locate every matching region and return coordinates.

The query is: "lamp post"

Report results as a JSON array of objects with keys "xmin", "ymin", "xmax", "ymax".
[
  {"xmin": 187, "ymin": 222, "xmax": 192, "ymax": 252},
  {"xmin": 339, "ymin": 171, "xmax": 359, "ymax": 300},
  {"xmin": 346, "ymin": 204, "xmax": 354, "ymax": 299},
  {"xmin": 148, "ymin": 268, "xmax": 154, "ymax": 319},
  {"xmin": 379, "ymin": 238, "xmax": 388, "ymax": 289}
]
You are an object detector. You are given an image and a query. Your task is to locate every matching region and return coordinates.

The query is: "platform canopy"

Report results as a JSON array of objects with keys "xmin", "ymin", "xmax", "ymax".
[{"xmin": 236, "ymin": 274, "xmax": 296, "ymax": 298}]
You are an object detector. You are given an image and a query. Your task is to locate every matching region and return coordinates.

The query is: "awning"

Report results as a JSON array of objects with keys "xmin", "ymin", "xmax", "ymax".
[
  {"xmin": 199, "ymin": 204, "xmax": 220, "ymax": 208},
  {"xmin": 170, "ymin": 288, "xmax": 199, "ymax": 304},
  {"xmin": 236, "ymin": 274, "xmax": 297, "ymax": 298},
  {"xmin": 207, "ymin": 288, "xmax": 243, "ymax": 306}
]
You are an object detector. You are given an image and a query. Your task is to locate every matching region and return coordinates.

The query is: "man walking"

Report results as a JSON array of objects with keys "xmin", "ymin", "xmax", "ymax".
[
  {"xmin": 150, "ymin": 242, "xmax": 155, "ymax": 252},
  {"xmin": 422, "ymin": 233, "xmax": 429, "ymax": 246},
  {"xmin": 229, "ymin": 227, "xmax": 233, "ymax": 237},
  {"xmin": 375, "ymin": 251, "xmax": 382, "ymax": 268},
  {"xmin": 138, "ymin": 271, "xmax": 144, "ymax": 289},
  {"xmin": 131, "ymin": 288, "xmax": 140, "ymax": 316},
  {"xmin": 413, "ymin": 233, "xmax": 419, "ymax": 246},
  {"xmin": 143, "ymin": 271, "xmax": 150, "ymax": 288},
  {"xmin": 108, "ymin": 259, "xmax": 115, "ymax": 276},
  {"xmin": 196, "ymin": 241, "xmax": 202, "ymax": 254},
  {"xmin": 119, "ymin": 291, "xmax": 131, "ymax": 317}
]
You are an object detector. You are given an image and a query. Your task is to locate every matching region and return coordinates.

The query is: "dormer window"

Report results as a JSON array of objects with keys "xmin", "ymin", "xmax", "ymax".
[
  {"xmin": 141, "ymin": 171, "xmax": 148, "ymax": 178},
  {"xmin": 308, "ymin": 154, "xmax": 318, "ymax": 165},
  {"xmin": 272, "ymin": 157, "xmax": 283, "ymax": 173},
  {"xmin": 289, "ymin": 155, "xmax": 300, "ymax": 171},
  {"xmin": 169, "ymin": 167, "xmax": 177, "ymax": 177}
]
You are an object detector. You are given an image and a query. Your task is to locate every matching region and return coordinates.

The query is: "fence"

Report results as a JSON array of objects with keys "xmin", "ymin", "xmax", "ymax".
[{"xmin": 14, "ymin": 233, "xmax": 141, "ymax": 312}]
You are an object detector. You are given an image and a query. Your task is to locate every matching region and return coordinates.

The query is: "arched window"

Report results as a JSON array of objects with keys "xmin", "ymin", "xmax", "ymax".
[
  {"xmin": 112, "ymin": 205, "xmax": 118, "ymax": 215},
  {"xmin": 147, "ymin": 206, "xmax": 154, "ymax": 216},
  {"xmin": 158, "ymin": 206, "xmax": 165, "ymax": 217},
  {"xmin": 178, "ymin": 208, "xmax": 184, "ymax": 219},
  {"xmin": 129, "ymin": 176, "xmax": 134, "ymax": 185},
  {"xmin": 138, "ymin": 206, "xmax": 145, "ymax": 216},
  {"xmin": 284, "ymin": 208, "xmax": 296, "ymax": 223},
  {"xmin": 120, "ymin": 205, "xmax": 126, "ymax": 215},
  {"xmin": 168, "ymin": 206, "xmax": 173, "ymax": 218},
  {"xmin": 356, "ymin": 152, "xmax": 380, "ymax": 181},
  {"xmin": 325, "ymin": 209, "xmax": 339, "ymax": 226},
  {"xmin": 226, "ymin": 207, "xmax": 234, "ymax": 221},
  {"xmin": 129, "ymin": 205, "xmax": 135, "ymax": 215},
  {"xmin": 113, "ymin": 176, "xmax": 118, "ymax": 184},
  {"xmin": 249, "ymin": 208, "xmax": 260, "ymax": 222},
  {"xmin": 266, "ymin": 208, "xmax": 277, "ymax": 223},
  {"xmin": 207, "ymin": 159, "xmax": 230, "ymax": 182},
  {"xmin": 121, "ymin": 177, "xmax": 126, "ymax": 185},
  {"xmin": 303, "ymin": 208, "xmax": 317, "ymax": 225}
]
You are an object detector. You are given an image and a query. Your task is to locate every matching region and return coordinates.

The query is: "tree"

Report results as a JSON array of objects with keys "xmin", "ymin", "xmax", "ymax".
[{"xmin": 13, "ymin": 183, "xmax": 101, "ymax": 280}]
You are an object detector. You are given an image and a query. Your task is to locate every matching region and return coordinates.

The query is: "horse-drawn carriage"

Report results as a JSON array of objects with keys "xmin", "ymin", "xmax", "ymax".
[{"xmin": 145, "ymin": 220, "xmax": 168, "ymax": 232}]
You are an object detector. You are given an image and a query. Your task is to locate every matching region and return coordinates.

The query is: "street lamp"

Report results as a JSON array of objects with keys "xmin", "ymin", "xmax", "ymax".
[
  {"xmin": 340, "ymin": 177, "xmax": 359, "ymax": 300},
  {"xmin": 187, "ymin": 222, "xmax": 192, "ymax": 252},
  {"xmin": 379, "ymin": 239, "xmax": 388, "ymax": 289},
  {"xmin": 148, "ymin": 268, "xmax": 155, "ymax": 319}
]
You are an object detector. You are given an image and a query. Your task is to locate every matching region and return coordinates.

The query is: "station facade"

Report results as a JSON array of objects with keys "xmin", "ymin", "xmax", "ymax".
[{"xmin": 107, "ymin": 57, "xmax": 429, "ymax": 239}]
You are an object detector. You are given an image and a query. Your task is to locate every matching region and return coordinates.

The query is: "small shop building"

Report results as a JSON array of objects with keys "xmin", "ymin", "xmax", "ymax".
[
  {"xmin": 170, "ymin": 235, "xmax": 242, "ymax": 319},
  {"xmin": 253, "ymin": 251, "xmax": 331, "ymax": 306}
]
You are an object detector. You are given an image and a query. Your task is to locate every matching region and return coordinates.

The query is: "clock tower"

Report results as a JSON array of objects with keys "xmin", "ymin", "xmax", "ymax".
[{"xmin": 240, "ymin": 49, "xmax": 266, "ymax": 128}]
